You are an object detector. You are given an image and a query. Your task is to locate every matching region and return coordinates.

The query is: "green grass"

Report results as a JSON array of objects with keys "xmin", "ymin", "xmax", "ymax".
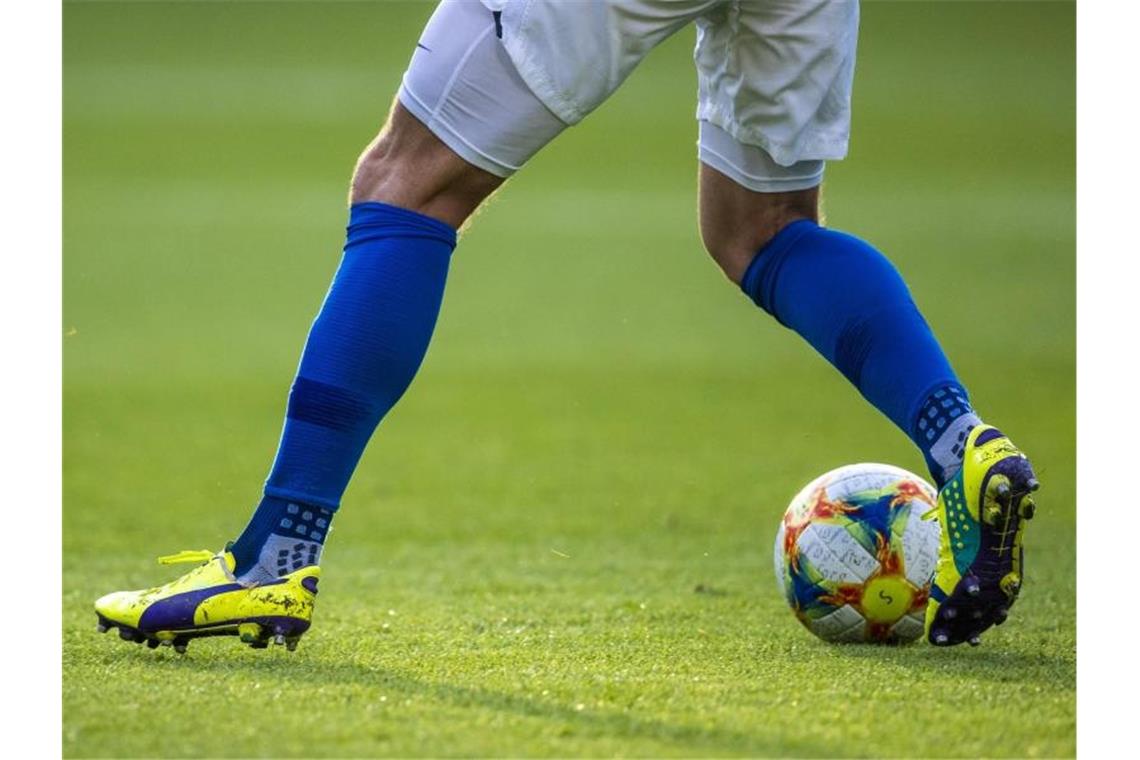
[{"xmin": 63, "ymin": 1, "xmax": 1075, "ymax": 757}]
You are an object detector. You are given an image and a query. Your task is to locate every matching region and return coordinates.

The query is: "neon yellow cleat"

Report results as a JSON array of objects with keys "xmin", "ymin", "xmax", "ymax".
[
  {"xmin": 94, "ymin": 549, "xmax": 320, "ymax": 653},
  {"xmin": 925, "ymin": 425, "xmax": 1039, "ymax": 646}
]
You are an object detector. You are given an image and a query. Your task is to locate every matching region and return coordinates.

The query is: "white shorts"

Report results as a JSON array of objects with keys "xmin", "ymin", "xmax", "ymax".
[{"xmin": 398, "ymin": 0, "xmax": 859, "ymax": 192}]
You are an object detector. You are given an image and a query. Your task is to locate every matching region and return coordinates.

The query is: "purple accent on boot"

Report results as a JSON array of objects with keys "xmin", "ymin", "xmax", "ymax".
[
  {"xmin": 973, "ymin": 427, "xmax": 1004, "ymax": 446},
  {"xmin": 137, "ymin": 583, "xmax": 247, "ymax": 631},
  {"xmin": 135, "ymin": 578, "xmax": 288, "ymax": 632},
  {"xmin": 240, "ymin": 615, "xmax": 312, "ymax": 637},
  {"xmin": 928, "ymin": 452, "xmax": 1037, "ymax": 646},
  {"xmin": 301, "ymin": 576, "xmax": 320, "ymax": 595}
]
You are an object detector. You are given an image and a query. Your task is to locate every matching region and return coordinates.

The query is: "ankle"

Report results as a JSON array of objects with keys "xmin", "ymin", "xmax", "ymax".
[
  {"xmin": 231, "ymin": 496, "xmax": 333, "ymax": 579},
  {"xmin": 913, "ymin": 384, "xmax": 981, "ymax": 488}
]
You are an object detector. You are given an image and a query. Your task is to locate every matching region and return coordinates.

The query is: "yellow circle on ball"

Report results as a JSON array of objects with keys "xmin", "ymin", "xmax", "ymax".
[{"xmin": 861, "ymin": 576, "xmax": 916, "ymax": 624}]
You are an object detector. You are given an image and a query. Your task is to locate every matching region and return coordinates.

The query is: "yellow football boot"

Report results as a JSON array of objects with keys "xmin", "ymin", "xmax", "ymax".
[
  {"xmin": 925, "ymin": 425, "xmax": 1039, "ymax": 646},
  {"xmin": 94, "ymin": 549, "xmax": 320, "ymax": 653}
]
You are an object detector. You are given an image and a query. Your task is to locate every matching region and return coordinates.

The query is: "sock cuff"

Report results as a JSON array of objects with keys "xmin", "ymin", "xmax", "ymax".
[
  {"xmin": 263, "ymin": 485, "xmax": 342, "ymax": 513},
  {"xmin": 348, "ymin": 202, "xmax": 458, "ymax": 250},
  {"xmin": 739, "ymin": 218, "xmax": 819, "ymax": 317}
]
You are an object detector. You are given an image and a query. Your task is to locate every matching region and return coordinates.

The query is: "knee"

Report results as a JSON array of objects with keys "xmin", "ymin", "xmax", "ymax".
[
  {"xmin": 699, "ymin": 184, "xmax": 820, "ymax": 285},
  {"xmin": 349, "ymin": 103, "xmax": 503, "ymax": 228},
  {"xmin": 701, "ymin": 217, "xmax": 809, "ymax": 285},
  {"xmin": 350, "ymin": 135, "xmax": 397, "ymax": 204}
]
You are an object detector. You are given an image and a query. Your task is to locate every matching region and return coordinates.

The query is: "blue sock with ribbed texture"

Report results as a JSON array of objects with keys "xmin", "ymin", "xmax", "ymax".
[
  {"xmin": 230, "ymin": 202, "xmax": 456, "ymax": 578},
  {"xmin": 739, "ymin": 220, "xmax": 979, "ymax": 488}
]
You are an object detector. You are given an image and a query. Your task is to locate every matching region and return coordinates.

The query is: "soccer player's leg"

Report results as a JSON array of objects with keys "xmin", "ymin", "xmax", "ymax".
[
  {"xmin": 93, "ymin": 0, "xmax": 567, "ymax": 652},
  {"xmin": 696, "ymin": 0, "xmax": 1039, "ymax": 647},
  {"xmin": 93, "ymin": 109, "xmax": 491, "ymax": 652},
  {"xmin": 699, "ymin": 152, "xmax": 1039, "ymax": 647}
]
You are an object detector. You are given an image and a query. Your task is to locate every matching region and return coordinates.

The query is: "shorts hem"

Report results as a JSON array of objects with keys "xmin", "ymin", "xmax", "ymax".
[
  {"xmin": 397, "ymin": 84, "xmax": 518, "ymax": 178},
  {"xmin": 698, "ymin": 147, "xmax": 824, "ymax": 193},
  {"xmin": 696, "ymin": 107, "xmax": 849, "ymax": 167}
]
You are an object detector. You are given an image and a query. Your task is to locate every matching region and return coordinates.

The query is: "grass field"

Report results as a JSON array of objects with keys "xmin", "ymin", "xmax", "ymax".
[{"xmin": 63, "ymin": 1, "xmax": 1075, "ymax": 757}]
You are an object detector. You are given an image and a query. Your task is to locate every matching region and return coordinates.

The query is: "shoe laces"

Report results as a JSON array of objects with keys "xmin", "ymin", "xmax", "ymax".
[{"xmin": 157, "ymin": 549, "xmax": 216, "ymax": 566}]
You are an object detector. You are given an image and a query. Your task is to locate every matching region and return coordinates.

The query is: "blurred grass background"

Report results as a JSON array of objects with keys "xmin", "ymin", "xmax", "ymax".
[{"xmin": 63, "ymin": 1, "xmax": 1074, "ymax": 757}]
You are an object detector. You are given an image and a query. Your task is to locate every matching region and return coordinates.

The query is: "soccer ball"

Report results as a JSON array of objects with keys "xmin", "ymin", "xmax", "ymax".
[{"xmin": 773, "ymin": 463, "xmax": 940, "ymax": 644}]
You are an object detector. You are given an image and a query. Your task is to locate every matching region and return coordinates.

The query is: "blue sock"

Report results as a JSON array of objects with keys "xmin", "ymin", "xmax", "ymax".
[
  {"xmin": 740, "ymin": 220, "xmax": 980, "ymax": 488},
  {"xmin": 230, "ymin": 202, "xmax": 457, "ymax": 578}
]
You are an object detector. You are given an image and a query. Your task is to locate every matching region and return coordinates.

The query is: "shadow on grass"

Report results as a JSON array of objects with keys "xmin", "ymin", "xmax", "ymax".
[
  {"xmin": 124, "ymin": 650, "xmax": 847, "ymax": 757},
  {"xmin": 823, "ymin": 640, "xmax": 1075, "ymax": 689}
]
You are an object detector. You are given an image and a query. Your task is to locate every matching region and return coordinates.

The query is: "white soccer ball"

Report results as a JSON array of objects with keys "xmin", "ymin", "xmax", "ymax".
[{"xmin": 773, "ymin": 463, "xmax": 941, "ymax": 644}]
